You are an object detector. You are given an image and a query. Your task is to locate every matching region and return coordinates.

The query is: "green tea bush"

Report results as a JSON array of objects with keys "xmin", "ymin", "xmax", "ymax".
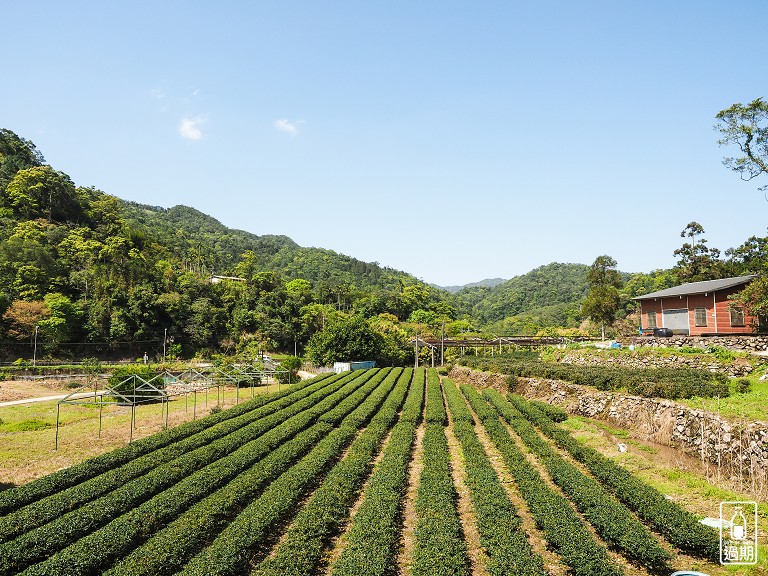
[
  {"xmin": 485, "ymin": 390, "xmax": 673, "ymax": 575},
  {"xmin": 506, "ymin": 393, "xmax": 721, "ymax": 562},
  {"xmin": 459, "ymin": 384, "xmax": 623, "ymax": 576},
  {"xmin": 443, "ymin": 379, "xmax": 547, "ymax": 575},
  {"xmin": 460, "ymin": 354, "xmax": 730, "ymax": 399},
  {"xmin": 529, "ymin": 400, "xmax": 568, "ymax": 422},
  {"xmin": 330, "ymin": 370, "xmax": 423, "ymax": 576}
]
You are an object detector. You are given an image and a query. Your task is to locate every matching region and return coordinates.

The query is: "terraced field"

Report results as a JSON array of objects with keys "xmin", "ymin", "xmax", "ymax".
[{"xmin": 0, "ymin": 367, "xmax": 757, "ymax": 575}]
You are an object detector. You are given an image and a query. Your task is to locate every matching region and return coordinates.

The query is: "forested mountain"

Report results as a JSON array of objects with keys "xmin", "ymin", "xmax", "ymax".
[
  {"xmin": 121, "ymin": 202, "xmax": 409, "ymax": 297},
  {"xmin": 0, "ymin": 129, "xmax": 451, "ymax": 361},
  {"xmin": 453, "ymin": 263, "xmax": 593, "ymax": 326},
  {"xmin": 4, "ymin": 127, "xmax": 765, "ymax": 357}
]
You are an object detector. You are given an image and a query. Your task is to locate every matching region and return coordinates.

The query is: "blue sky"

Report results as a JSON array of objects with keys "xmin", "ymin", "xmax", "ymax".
[{"xmin": 3, "ymin": 1, "xmax": 766, "ymax": 286}]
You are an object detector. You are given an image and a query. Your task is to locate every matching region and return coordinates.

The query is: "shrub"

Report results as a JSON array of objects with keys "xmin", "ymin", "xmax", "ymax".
[
  {"xmin": 277, "ymin": 356, "xmax": 302, "ymax": 384},
  {"xmin": 529, "ymin": 400, "xmax": 568, "ymax": 422},
  {"xmin": 107, "ymin": 366, "xmax": 164, "ymax": 404},
  {"xmin": 735, "ymin": 378, "xmax": 752, "ymax": 394},
  {"xmin": 459, "ymin": 354, "xmax": 730, "ymax": 399},
  {"xmin": 505, "ymin": 393, "xmax": 721, "ymax": 562}
]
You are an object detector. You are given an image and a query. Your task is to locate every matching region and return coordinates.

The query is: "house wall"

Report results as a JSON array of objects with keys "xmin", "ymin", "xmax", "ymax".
[
  {"xmin": 638, "ymin": 286, "xmax": 757, "ymax": 335},
  {"xmin": 714, "ymin": 287, "xmax": 756, "ymax": 334},
  {"xmin": 687, "ymin": 293, "xmax": 712, "ymax": 336}
]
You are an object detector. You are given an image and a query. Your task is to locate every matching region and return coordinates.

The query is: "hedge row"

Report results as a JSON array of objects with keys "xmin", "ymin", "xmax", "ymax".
[
  {"xmin": 0, "ymin": 371, "xmax": 376, "ymax": 576},
  {"xmin": 0, "ymin": 372, "xmax": 345, "ymax": 541},
  {"xmin": 440, "ymin": 378, "xmax": 474, "ymax": 424},
  {"xmin": 105, "ymin": 369, "xmax": 404, "ymax": 576},
  {"xmin": 505, "ymin": 393, "xmax": 721, "ymax": 562},
  {"xmin": 399, "ymin": 367, "xmax": 426, "ymax": 423},
  {"xmin": 329, "ymin": 369, "xmax": 425, "ymax": 576},
  {"xmin": 319, "ymin": 368, "xmax": 393, "ymax": 428},
  {"xmin": 443, "ymin": 379, "xmax": 547, "ymax": 576},
  {"xmin": 459, "ymin": 383, "xmax": 624, "ymax": 576},
  {"xmin": 460, "ymin": 355, "xmax": 730, "ymax": 399},
  {"xmin": 484, "ymin": 390, "xmax": 673, "ymax": 575},
  {"xmin": 250, "ymin": 368, "xmax": 412, "ymax": 576},
  {"xmin": 529, "ymin": 400, "xmax": 568, "ymax": 422},
  {"xmin": 178, "ymin": 369, "xmax": 411, "ymax": 576},
  {"xmin": 424, "ymin": 368, "xmax": 447, "ymax": 425},
  {"xmin": 0, "ymin": 371, "xmax": 336, "ymax": 516},
  {"xmin": 412, "ymin": 422, "xmax": 469, "ymax": 576}
]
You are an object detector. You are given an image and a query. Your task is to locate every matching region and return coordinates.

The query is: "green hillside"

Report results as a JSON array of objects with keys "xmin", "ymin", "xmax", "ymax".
[
  {"xmin": 0, "ymin": 129, "xmax": 449, "ymax": 360},
  {"xmin": 454, "ymin": 263, "xmax": 592, "ymax": 326}
]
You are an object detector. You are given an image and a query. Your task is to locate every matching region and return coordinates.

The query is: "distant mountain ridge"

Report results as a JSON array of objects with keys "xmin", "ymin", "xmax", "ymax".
[{"xmin": 433, "ymin": 278, "xmax": 508, "ymax": 294}]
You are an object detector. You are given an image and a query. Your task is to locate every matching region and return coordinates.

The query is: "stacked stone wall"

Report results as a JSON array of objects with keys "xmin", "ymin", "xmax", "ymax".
[{"xmin": 627, "ymin": 335, "xmax": 768, "ymax": 353}]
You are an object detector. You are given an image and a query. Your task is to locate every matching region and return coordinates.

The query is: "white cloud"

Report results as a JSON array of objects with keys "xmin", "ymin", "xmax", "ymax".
[
  {"xmin": 274, "ymin": 118, "xmax": 300, "ymax": 135},
  {"xmin": 179, "ymin": 116, "xmax": 205, "ymax": 141}
]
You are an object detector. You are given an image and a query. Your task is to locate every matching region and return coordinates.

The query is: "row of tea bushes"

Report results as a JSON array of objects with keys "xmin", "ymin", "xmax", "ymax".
[
  {"xmin": 166, "ymin": 369, "xmax": 402, "ymax": 576},
  {"xmin": 505, "ymin": 393, "xmax": 721, "ymax": 562},
  {"xmin": 106, "ymin": 369, "xmax": 404, "ymax": 576},
  {"xmin": 329, "ymin": 369, "xmax": 426, "ymax": 576},
  {"xmin": 484, "ymin": 390, "xmax": 673, "ymax": 575},
  {"xmin": 0, "ymin": 372, "xmax": 336, "ymax": 516},
  {"xmin": 460, "ymin": 383, "xmax": 624, "ymax": 576},
  {"xmin": 250, "ymin": 369, "xmax": 411, "ymax": 576},
  {"xmin": 1, "ymin": 371, "xmax": 380, "ymax": 576},
  {"xmin": 460, "ymin": 354, "xmax": 731, "ymax": 399},
  {"xmin": 0, "ymin": 372, "xmax": 349, "ymax": 542},
  {"xmin": 412, "ymin": 421, "xmax": 469, "ymax": 576},
  {"xmin": 443, "ymin": 379, "xmax": 548, "ymax": 576}
]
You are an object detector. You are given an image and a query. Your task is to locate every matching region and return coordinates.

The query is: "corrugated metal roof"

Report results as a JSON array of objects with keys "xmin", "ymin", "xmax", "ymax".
[{"xmin": 632, "ymin": 275, "xmax": 758, "ymax": 300}]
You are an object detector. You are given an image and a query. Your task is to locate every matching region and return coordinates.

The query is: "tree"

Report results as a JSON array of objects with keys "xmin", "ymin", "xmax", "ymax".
[
  {"xmin": 716, "ymin": 98, "xmax": 768, "ymax": 191},
  {"xmin": 304, "ymin": 315, "xmax": 386, "ymax": 366},
  {"xmin": 581, "ymin": 255, "xmax": 622, "ymax": 340},
  {"xmin": 724, "ymin": 234, "xmax": 768, "ymax": 275},
  {"xmin": 277, "ymin": 355, "xmax": 302, "ymax": 384},
  {"xmin": 0, "ymin": 129, "xmax": 44, "ymax": 194},
  {"xmin": 673, "ymin": 222, "xmax": 723, "ymax": 281},
  {"xmin": 38, "ymin": 292, "xmax": 82, "ymax": 344},
  {"xmin": 4, "ymin": 166, "xmax": 81, "ymax": 223},
  {"xmin": 2, "ymin": 300, "xmax": 49, "ymax": 340}
]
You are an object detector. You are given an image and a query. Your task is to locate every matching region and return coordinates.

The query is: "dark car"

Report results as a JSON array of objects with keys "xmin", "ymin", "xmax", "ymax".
[{"xmin": 653, "ymin": 327, "xmax": 674, "ymax": 337}]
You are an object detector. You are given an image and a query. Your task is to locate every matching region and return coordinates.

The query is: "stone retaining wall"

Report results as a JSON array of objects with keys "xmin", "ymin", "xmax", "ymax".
[
  {"xmin": 554, "ymin": 351, "xmax": 756, "ymax": 377},
  {"xmin": 449, "ymin": 365, "xmax": 768, "ymax": 483},
  {"xmin": 627, "ymin": 335, "xmax": 768, "ymax": 353}
]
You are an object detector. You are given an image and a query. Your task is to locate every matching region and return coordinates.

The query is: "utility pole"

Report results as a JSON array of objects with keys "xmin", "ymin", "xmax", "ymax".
[
  {"xmin": 33, "ymin": 325, "xmax": 38, "ymax": 367},
  {"xmin": 414, "ymin": 334, "xmax": 419, "ymax": 368}
]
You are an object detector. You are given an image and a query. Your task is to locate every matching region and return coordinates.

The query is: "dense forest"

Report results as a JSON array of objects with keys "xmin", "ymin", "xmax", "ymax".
[
  {"xmin": 0, "ymin": 129, "xmax": 453, "ymax": 362},
  {"xmin": 2, "ymin": 128, "xmax": 767, "ymax": 363}
]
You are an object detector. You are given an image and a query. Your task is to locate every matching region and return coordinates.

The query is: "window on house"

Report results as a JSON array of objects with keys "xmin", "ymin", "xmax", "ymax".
[
  {"xmin": 694, "ymin": 307, "xmax": 707, "ymax": 327},
  {"xmin": 730, "ymin": 306, "xmax": 745, "ymax": 327},
  {"xmin": 646, "ymin": 311, "xmax": 657, "ymax": 328}
]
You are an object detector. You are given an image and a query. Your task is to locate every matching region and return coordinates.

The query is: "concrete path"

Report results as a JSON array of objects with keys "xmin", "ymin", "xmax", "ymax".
[{"xmin": 0, "ymin": 391, "xmax": 106, "ymax": 408}]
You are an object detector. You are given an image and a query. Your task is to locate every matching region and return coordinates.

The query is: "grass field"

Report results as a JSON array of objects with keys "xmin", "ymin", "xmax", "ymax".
[
  {"xmin": 0, "ymin": 368, "xmax": 764, "ymax": 575},
  {"xmin": 0, "ymin": 382, "xmax": 291, "ymax": 487}
]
